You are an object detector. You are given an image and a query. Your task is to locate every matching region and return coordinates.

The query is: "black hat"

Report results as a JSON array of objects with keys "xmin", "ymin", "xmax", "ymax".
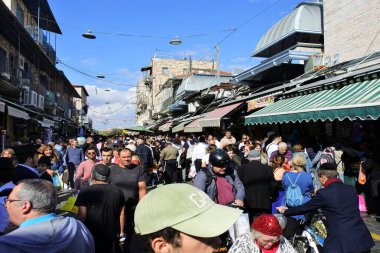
[
  {"xmin": 13, "ymin": 144, "xmax": 41, "ymax": 156},
  {"xmin": 38, "ymin": 156, "xmax": 52, "ymax": 166},
  {"xmin": 209, "ymin": 149, "xmax": 230, "ymax": 168},
  {"xmin": 94, "ymin": 164, "xmax": 110, "ymax": 177},
  {"xmin": 319, "ymin": 163, "xmax": 337, "ymax": 171}
]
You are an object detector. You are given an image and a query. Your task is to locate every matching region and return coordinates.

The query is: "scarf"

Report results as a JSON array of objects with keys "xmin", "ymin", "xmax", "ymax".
[{"xmin": 323, "ymin": 178, "xmax": 343, "ymax": 188}]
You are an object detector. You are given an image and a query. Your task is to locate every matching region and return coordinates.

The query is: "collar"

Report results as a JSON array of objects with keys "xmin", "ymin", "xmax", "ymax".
[
  {"xmin": 20, "ymin": 213, "xmax": 57, "ymax": 228},
  {"xmin": 323, "ymin": 178, "xmax": 343, "ymax": 188}
]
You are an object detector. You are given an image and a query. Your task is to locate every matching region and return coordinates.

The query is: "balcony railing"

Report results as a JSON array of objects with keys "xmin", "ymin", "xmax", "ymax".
[{"xmin": 24, "ymin": 25, "xmax": 56, "ymax": 64}]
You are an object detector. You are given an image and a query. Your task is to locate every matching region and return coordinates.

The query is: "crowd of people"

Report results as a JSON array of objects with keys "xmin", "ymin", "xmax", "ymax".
[{"xmin": 0, "ymin": 129, "xmax": 378, "ymax": 253}]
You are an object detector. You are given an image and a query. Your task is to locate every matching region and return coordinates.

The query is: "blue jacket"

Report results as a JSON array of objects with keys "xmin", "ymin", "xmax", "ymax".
[
  {"xmin": 65, "ymin": 147, "xmax": 84, "ymax": 166},
  {"xmin": 284, "ymin": 181, "xmax": 374, "ymax": 253},
  {"xmin": 135, "ymin": 144, "xmax": 153, "ymax": 170},
  {"xmin": 193, "ymin": 166, "xmax": 245, "ymax": 203}
]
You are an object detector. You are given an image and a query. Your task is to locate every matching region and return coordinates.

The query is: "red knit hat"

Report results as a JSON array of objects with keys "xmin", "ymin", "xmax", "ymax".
[{"xmin": 252, "ymin": 214, "xmax": 282, "ymax": 236}]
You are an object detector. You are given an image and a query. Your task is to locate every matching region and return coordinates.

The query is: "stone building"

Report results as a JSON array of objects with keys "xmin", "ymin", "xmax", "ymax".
[
  {"xmin": 136, "ymin": 53, "xmax": 215, "ymax": 126},
  {"xmin": 323, "ymin": 0, "xmax": 380, "ymax": 65}
]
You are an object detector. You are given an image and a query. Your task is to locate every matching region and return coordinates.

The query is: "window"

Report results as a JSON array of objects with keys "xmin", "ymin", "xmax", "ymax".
[
  {"xmin": 162, "ymin": 67, "xmax": 169, "ymax": 76},
  {"xmin": 16, "ymin": 4, "xmax": 24, "ymax": 26},
  {"xmin": 0, "ymin": 48, "xmax": 7, "ymax": 72}
]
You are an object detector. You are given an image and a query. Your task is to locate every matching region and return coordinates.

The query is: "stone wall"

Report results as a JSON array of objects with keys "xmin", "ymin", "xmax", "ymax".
[{"xmin": 324, "ymin": 0, "xmax": 380, "ymax": 65}]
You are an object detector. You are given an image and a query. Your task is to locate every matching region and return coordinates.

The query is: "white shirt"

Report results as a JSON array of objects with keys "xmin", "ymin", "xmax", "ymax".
[
  {"xmin": 192, "ymin": 142, "xmax": 208, "ymax": 163},
  {"xmin": 266, "ymin": 142, "xmax": 278, "ymax": 158},
  {"xmin": 202, "ymin": 153, "xmax": 210, "ymax": 165}
]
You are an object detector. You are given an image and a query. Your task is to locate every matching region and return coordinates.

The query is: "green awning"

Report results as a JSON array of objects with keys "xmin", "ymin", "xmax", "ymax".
[{"xmin": 245, "ymin": 79, "xmax": 380, "ymax": 125}]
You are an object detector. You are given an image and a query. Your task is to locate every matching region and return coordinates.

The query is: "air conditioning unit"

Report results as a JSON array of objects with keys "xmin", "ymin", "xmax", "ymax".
[
  {"xmin": 38, "ymin": 95, "xmax": 44, "ymax": 109},
  {"xmin": 52, "ymin": 108, "xmax": 57, "ymax": 115},
  {"xmin": 18, "ymin": 57, "xmax": 25, "ymax": 70},
  {"xmin": 0, "ymin": 72, "xmax": 11, "ymax": 81},
  {"xmin": 23, "ymin": 90, "xmax": 38, "ymax": 107},
  {"xmin": 20, "ymin": 78, "xmax": 30, "ymax": 87}
]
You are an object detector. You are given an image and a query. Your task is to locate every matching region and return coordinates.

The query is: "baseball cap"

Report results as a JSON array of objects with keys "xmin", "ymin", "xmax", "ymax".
[
  {"xmin": 134, "ymin": 183, "xmax": 242, "ymax": 237},
  {"xmin": 126, "ymin": 144, "xmax": 136, "ymax": 152}
]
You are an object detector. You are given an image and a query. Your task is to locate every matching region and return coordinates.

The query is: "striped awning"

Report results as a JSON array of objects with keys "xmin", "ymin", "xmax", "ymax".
[
  {"xmin": 245, "ymin": 79, "xmax": 380, "ymax": 125},
  {"xmin": 199, "ymin": 102, "xmax": 243, "ymax": 127},
  {"xmin": 184, "ymin": 116, "xmax": 204, "ymax": 133},
  {"xmin": 7, "ymin": 106, "xmax": 30, "ymax": 120},
  {"xmin": 172, "ymin": 120, "xmax": 192, "ymax": 133},
  {"xmin": 158, "ymin": 122, "xmax": 173, "ymax": 132}
]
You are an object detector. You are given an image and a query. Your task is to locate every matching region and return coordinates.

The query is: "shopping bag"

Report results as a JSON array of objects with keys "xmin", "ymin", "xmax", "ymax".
[
  {"xmin": 61, "ymin": 169, "xmax": 69, "ymax": 185},
  {"xmin": 60, "ymin": 196, "xmax": 78, "ymax": 214},
  {"xmin": 358, "ymin": 161, "xmax": 366, "ymax": 185},
  {"xmin": 52, "ymin": 173, "xmax": 63, "ymax": 191},
  {"xmin": 188, "ymin": 164, "xmax": 197, "ymax": 178},
  {"xmin": 358, "ymin": 194, "xmax": 367, "ymax": 212},
  {"xmin": 228, "ymin": 212, "xmax": 250, "ymax": 242}
]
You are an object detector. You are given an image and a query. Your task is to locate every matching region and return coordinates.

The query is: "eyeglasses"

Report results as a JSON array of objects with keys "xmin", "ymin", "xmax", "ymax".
[
  {"xmin": 3, "ymin": 198, "xmax": 21, "ymax": 205},
  {"xmin": 261, "ymin": 236, "xmax": 280, "ymax": 244}
]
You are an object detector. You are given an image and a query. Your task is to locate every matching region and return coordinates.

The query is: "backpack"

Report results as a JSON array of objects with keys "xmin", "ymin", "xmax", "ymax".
[
  {"xmin": 319, "ymin": 147, "xmax": 336, "ymax": 165},
  {"xmin": 285, "ymin": 173, "xmax": 303, "ymax": 207}
]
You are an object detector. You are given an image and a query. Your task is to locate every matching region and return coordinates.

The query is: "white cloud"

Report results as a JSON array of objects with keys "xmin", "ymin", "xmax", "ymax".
[
  {"xmin": 85, "ymin": 85, "xmax": 137, "ymax": 130},
  {"xmin": 81, "ymin": 58, "xmax": 98, "ymax": 66}
]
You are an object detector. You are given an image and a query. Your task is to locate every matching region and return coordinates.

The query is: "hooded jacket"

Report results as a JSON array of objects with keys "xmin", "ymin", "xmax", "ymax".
[{"xmin": 0, "ymin": 216, "xmax": 95, "ymax": 253}]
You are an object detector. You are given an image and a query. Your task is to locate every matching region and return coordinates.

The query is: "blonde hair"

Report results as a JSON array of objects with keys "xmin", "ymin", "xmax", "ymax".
[
  {"xmin": 1, "ymin": 148, "xmax": 15, "ymax": 158},
  {"xmin": 292, "ymin": 153, "xmax": 306, "ymax": 171},
  {"xmin": 37, "ymin": 144, "xmax": 58, "ymax": 162}
]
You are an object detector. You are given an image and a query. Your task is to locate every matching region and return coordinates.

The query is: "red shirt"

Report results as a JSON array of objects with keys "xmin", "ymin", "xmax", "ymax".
[{"xmin": 215, "ymin": 175, "xmax": 235, "ymax": 205}]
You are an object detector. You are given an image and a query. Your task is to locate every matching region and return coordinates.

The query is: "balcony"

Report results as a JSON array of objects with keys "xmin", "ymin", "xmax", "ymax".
[{"xmin": 25, "ymin": 25, "xmax": 56, "ymax": 64}]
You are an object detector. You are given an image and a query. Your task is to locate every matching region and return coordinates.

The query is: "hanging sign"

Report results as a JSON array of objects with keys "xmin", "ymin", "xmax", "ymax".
[{"xmin": 247, "ymin": 96, "xmax": 274, "ymax": 112}]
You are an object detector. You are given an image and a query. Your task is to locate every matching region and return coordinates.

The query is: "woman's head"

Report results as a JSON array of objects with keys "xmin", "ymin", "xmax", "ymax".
[
  {"xmin": 251, "ymin": 214, "xmax": 283, "ymax": 250},
  {"xmin": 131, "ymin": 155, "xmax": 141, "ymax": 165},
  {"xmin": 292, "ymin": 144, "xmax": 303, "ymax": 153},
  {"xmin": 291, "ymin": 153, "xmax": 307, "ymax": 171},
  {"xmin": 1, "ymin": 148, "xmax": 15, "ymax": 158},
  {"xmin": 37, "ymin": 144, "xmax": 57, "ymax": 161},
  {"xmin": 272, "ymin": 154, "xmax": 285, "ymax": 169},
  {"xmin": 224, "ymin": 145, "xmax": 237, "ymax": 159}
]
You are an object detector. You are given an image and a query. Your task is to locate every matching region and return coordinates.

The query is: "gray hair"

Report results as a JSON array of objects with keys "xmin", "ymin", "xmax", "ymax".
[
  {"xmin": 16, "ymin": 179, "xmax": 57, "ymax": 213},
  {"xmin": 278, "ymin": 142, "xmax": 288, "ymax": 148}
]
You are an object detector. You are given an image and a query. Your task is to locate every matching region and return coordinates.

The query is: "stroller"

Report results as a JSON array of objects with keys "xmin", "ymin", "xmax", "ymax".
[{"xmin": 292, "ymin": 210, "xmax": 327, "ymax": 253}]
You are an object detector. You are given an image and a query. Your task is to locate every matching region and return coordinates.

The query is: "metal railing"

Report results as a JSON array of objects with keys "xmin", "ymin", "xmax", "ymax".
[{"xmin": 24, "ymin": 25, "xmax": 56, "ymax": 63}]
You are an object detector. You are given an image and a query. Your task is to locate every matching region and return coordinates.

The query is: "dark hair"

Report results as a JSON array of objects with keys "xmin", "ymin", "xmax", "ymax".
[
  {"xmin": 100, "ymin": 147, "xmax": 113, "ymax": 153},
  {"xmin": 145, "ymin": 227, "xmax": 182, "ymax": 253},
  {"xmin": 0, "ymin": 158, "xmax": 16, "ymax": 183},
  {"xmin": 318, "ymin": 163, "xmax": 339, "ymax": 178},
  {"xmin": 224, "ymin": 144, "xmax": 237, "ymax": 154}
]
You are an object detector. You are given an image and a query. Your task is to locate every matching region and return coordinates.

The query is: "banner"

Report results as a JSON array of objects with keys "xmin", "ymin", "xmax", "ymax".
[{"xmin": 247, "ymin": 96, "xmax": 274, "ymax": 112}]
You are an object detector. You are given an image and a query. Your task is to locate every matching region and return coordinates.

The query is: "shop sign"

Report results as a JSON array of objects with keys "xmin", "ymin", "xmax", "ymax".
[{"xmin": 247, "ymin": 96, "xmax": 274, "ymax": 112}]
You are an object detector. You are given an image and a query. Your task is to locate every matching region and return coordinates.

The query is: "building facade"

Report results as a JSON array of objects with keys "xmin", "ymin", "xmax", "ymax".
[
  {"xmin": 0, "ymin": 0, "xmax": 80, "ymax": 147},
  {"xmin": 136, "ymin": 53, "xmax": 215, "ymax": 126}
]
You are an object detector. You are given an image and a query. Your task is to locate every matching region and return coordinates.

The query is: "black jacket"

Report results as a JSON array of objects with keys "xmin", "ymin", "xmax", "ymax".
[
  {"xmin": 238, "ymin": 160, "xmax": 275, "ymax": 210},
  {"xmin": 284, "ymin": 182, "xmax": 374, "ymax": 253},
  {"xmin": 135, "ymin": 144, "xmax": 153, "ymax": 170}
]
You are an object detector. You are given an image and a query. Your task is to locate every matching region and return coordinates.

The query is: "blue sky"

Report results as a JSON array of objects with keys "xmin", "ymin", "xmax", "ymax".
[{"xmin": 49, "ymin": 0, "xmax": 304, "ymax": 130}]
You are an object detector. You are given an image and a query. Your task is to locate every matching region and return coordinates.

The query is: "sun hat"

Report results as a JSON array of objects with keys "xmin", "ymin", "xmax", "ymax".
[
  {"xmin": 252, "ymin": 214, "xmax": 282, "ymax": 236},
  {"xmin": 126, "ymin": 144, "xmax": 136, "ymax": 152},
  {"xmin": 134, "ymin": 183, "xmax": 242, "ymax": 237}
]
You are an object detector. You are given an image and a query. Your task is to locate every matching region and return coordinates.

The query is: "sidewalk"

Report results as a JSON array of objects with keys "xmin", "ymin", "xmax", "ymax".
[{"xmin": 362, "ymin": 215, "xmax": 380, "ymax": 253}]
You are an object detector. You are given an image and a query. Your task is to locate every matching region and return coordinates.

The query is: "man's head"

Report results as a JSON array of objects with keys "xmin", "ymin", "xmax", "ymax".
[
  {"xmin": 134, "ymin": 184, "xmax": 241, "ymax": 253},
  {"xmin": 5, "ymin": 179, "xmax": 57, "ymax": 226},
  {"xmin": 37, "ymin": 156, "xmax": 52, "ymax": 174},
  {"xmin": 209, "ymin": 149, "xmax": 230, "ymax": 175},
  {"xmin": 224, "ymin": 130, "xmax": 232, "ymax": 139},
  {"xmin": 278, "ymin": 142, "xmax": 288, "ymax": 154},
  {"xmin": 272, "ymin": 135, "xmax": 282, "ymax": 145},
  {"xmin": 86, "ymin": 137, "xmax": 94, "ymax": 144},
  {"xmin": 100, "ymin": 147, "xmax": 113, "ymax": 165},
  {"xmin": 136, "ymin": 139, "xmax": 144, "ymax": 146},
  {"xmin": 207, "ymin": 135, "xmax": 215, "ymax": 145},
  {"xmin": 71, "ymin": 139, "xmax": 78, "ymax": 147},
  {"xmin": 13, "ymin": 144, "xmax": 41, "ymax": 167},
  {"xmin": 86, "ymin": 146, "xmax": 98, "ymax": 160},
  {"xmin": 118, "ymin": 148, "xmax": 133, "ymax": 168},
  {"xmin": 241, "ymin": 134, "xmax": 249, "ymax": 142},
  {"xmin": 318, "ymin": 163, "xmax": 338, "ymax": 185},
  {"xmin": 92, "ymin": 164, "xmax": 110, "ymax": 182}
]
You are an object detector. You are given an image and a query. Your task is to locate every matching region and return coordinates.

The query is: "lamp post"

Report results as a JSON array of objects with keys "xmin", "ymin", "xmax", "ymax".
[{"xmin": 82, "ymin": 30, "xmax": 96, "ymax": 39}]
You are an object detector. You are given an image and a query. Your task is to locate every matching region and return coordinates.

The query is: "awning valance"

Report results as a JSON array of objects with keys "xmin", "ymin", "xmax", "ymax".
[
  {"xmin": 37, "ymin": 120, "xmax": 51, "ymax": 128},
  {"xmin": 184, "ymin": 117, "xmax": 204, "ymax": 133},
  {"xmin": 199, "ymin": 102, "xmax": 243, "ymax": 128},
  {"xmin": 7, "ymin": 106, "xmax": 30, "ymax": 120},
  {"xmin": 0, "ymin": 102, "xmax": 5, "ymax": 113},
  {"xmin": 172, "ymin": 120, "xmax": 192, "ymax": 133},
  {"xmin": 158, "ymin": 122, "xmax": 173, "ymax": 132},
  {"xmin": 245, "ymin": 79, "xmax": 380, "ymax": 125}
]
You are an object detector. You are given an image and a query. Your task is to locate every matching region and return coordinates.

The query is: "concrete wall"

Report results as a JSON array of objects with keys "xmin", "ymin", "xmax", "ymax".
[{"xmin": 324, "ymin": 0, "xmax": 380, "ymax": 65}]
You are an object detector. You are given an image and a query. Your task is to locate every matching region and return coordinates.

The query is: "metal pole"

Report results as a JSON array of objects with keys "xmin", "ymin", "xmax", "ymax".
[
  {"xmin": 37, "ymin": 0, "xmax": 40, "ymax": 44},
  {"xmin": 215, "ymin": 44, "xmax": 220, "ymax": 86}
]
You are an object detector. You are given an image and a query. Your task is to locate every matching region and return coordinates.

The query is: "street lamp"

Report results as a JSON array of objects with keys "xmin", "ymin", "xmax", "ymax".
[
  {"xmin": 82, "ymin": 30, "xmax": 96, "ymax": 39},
  {"xmin": 96, "ymin": 73, "xmax": 105, "ymax": 78},
  {"xmin": 169, "ymin": 36, "xmax": 182, "ymax": 45}
]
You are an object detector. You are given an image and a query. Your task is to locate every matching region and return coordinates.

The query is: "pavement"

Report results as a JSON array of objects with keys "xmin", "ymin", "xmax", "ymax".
[{"xmin": 362, "ymin": 214, "xmax": 380, "ymax": 253}]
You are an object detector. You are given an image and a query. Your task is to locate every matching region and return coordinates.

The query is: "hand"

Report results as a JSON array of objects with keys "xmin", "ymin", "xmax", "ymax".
[
  {"xmin": 276, "ymin": 206, "xmax": 288, "ymax": 214},
  {"xmin": 234, "ymin": 199, "xmax": 244, "ymax": 207}
]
